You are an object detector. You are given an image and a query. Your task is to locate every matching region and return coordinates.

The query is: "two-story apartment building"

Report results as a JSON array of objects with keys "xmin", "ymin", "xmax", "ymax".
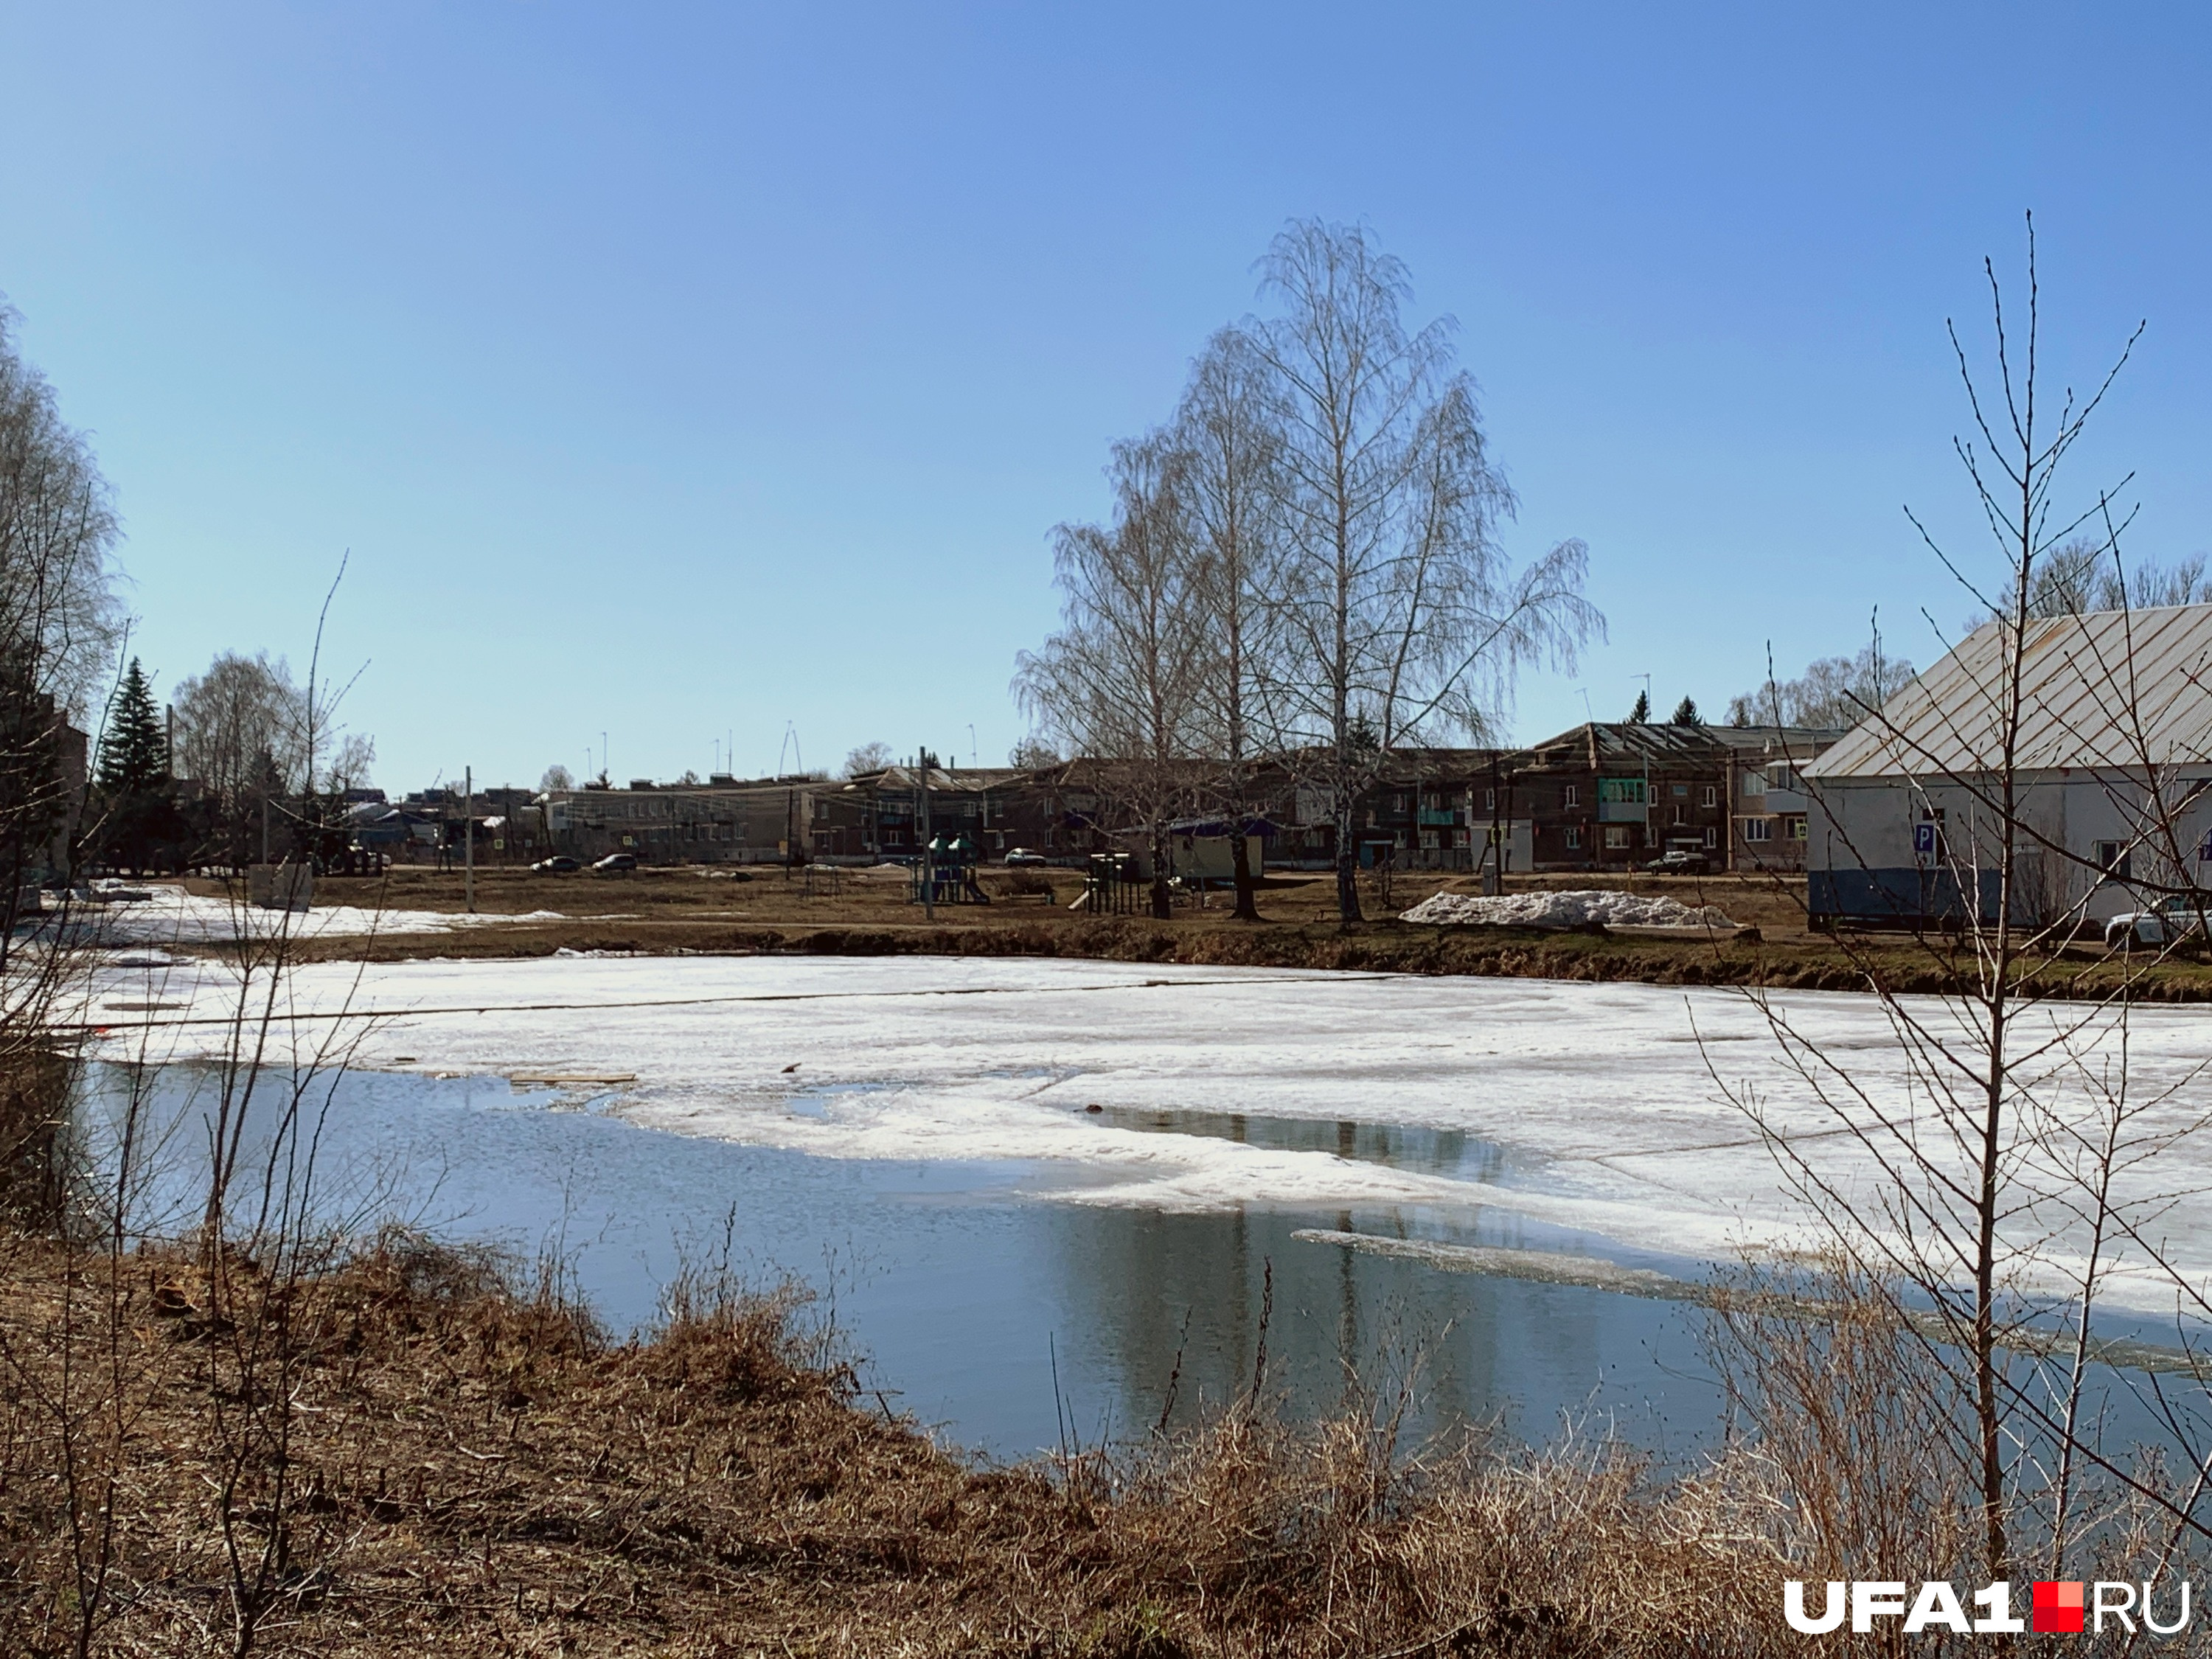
[
  {"xmin": 1513, "ymin": 723, "xmax": 1728, "ymax": 870},
  {"xmin": 1511, "ymin": 722, "xmax": 1846, "ymax": 872},
  {"xmin": 1710, "ymin": 726, "xmax": 1851, "ymax": 872}
]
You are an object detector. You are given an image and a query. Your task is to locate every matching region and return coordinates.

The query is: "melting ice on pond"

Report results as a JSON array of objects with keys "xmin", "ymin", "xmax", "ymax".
[{"xmin": 84, "ymin": 951, "xmax": 2212, "ymax": 1320}]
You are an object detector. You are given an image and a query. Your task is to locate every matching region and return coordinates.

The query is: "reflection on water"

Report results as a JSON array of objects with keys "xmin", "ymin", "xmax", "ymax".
[
  {"xmin": 73, "ymin": 1060, "xmax": 1722, "ymax": 1457},
  {"xmin": 1088, "ymin": 1105, "xmax": 1514, "ymax": 1186}
]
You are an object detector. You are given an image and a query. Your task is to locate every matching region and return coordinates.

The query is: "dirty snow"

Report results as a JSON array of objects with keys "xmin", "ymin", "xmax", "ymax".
[
  {"xmin": 52, "ymin": 884, "xmax": 570, "ymax": 946},
  {"xmin": 1400, "ymin": 889, "xmax": 1736, "ymax": 928},
  {"xmin": 74, "ymin": 951, "xmax": 2212, "ymax": 1314}
]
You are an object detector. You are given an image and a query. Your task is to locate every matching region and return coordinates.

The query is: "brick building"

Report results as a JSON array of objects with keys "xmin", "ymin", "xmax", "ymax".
[{"xmin": 1508, "ymin": 723, "xmax": 1843, "ymax": 871}]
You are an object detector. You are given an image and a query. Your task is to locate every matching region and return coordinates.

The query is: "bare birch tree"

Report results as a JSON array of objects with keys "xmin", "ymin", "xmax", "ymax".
[
  {"xmin": 1248, "ymin": 220, "xmax": 1600, "ymax": 920},
  {"xmin": 1015, "ymin": 436, "xmax": 1210, "ymax": 919},
  {"xmin": 1725, "ymin": 638, "xmax": 1916, "ymax": 729},
  {"xmin": 1175, "ymin": 327, "xmax": 1284, "ymax": 922},
  {"xmin": 0, "ymin": 305, "xmax": 124, "ymax": 724}
]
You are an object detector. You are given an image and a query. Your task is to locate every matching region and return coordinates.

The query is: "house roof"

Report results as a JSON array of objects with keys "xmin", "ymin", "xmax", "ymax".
[
  {"xmin": 1805, "ymin": 602, "xmax": 2212, "ymax": 779},
  {"xmin": 1705, "ymin": 724, "xmax": 1851, "ymax": 757},
  {"xmin": 856, "ymin": 765, "xmax": 1034, "ymax": 793},
  {"xmin": 1518, "ymin": 722, "xmax": 1728, "ymax": 769}
]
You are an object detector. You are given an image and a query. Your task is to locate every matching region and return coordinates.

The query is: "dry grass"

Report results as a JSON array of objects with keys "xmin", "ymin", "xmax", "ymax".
[
  {"xmin": 7, "ymin": 1234, "xmax": 2208, "ymax": 1656},
  {"xmin": 0, "ymin": 1229, "xmax": 1993, "ymax": 1659},
  {"xmin": 213, "ymin": 864, "xmax": 2212, "ymax": 1003}
]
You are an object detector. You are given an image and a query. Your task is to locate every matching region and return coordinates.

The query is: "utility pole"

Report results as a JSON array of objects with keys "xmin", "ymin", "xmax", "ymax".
[
  {"xmin": 464, "ymin": 765, "xmax": 475, "ymax": 913},
  {"xmin": 1636, "ymin": 672, "xmax": 1654, "ymax": 860},
  {"xmin": 919, "ymin": 746, "xmax": 935, "ymax": 920}
]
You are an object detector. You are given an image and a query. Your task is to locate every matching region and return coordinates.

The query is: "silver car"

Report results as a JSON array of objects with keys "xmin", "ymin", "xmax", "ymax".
[{"xmin": 2105, "ymin": 896, "xmax": 2210, "ymax": 949}]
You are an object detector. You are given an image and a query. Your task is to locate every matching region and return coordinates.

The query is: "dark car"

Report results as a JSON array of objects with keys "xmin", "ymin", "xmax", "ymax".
[
  {"xmin": 1644, "ymin": 849, "xmax": 1711, "ymax": 875},
  {"xmin": 592, "ymin": 852, "xmax": 639, "ymax": 874},
  {"xmin": 532, "ymin": 856, "xmax": 581, "ymax": 874}
]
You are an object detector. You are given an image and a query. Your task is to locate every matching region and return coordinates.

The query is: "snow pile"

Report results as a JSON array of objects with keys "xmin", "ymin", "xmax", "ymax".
[{"xmin": 1399, "ymin": 889, "xmax": 1736, "ymax": 930}]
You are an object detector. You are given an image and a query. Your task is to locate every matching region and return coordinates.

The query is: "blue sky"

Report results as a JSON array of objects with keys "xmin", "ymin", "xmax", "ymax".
[{"xmin": 1, "ymin": 4, "xmax": 2206, "ymax": 791}]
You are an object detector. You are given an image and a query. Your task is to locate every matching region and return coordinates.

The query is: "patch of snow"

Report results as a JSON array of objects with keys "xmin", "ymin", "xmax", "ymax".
[
  {"xmin": 56, "ymin": 885, "xmax": 570, "ymax": 947},
  {"xmin": 1400, "ymin": 889, "xmax": 1735, "ymax": 928}
]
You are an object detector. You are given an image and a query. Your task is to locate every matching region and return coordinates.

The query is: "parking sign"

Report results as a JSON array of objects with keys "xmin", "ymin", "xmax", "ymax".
[{"xmin": 1914, "ymin": 822, "xmax": 1936, "ymax": 855}]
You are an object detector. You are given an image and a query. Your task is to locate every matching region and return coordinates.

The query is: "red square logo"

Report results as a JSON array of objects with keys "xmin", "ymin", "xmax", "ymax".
[{"xmin": 2034, "ymin": 1581, "xmax": 2085, "ymax": 1634}]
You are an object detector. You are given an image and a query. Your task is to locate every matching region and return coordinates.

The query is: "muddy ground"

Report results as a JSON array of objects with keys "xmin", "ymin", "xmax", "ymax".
[{"xmin": 187, "ymin": 863, "xmax": 2212, "ymax": 1002}]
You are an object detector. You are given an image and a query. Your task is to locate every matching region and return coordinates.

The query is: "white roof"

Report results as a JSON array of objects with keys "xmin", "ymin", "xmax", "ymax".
[{"xmin": 1806, "ymin": 603, "xmax": 2212, "ymax": 779}]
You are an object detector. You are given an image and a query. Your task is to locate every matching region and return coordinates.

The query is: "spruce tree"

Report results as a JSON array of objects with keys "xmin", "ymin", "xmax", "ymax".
[
  {"xmin": 1627, "ymin": 689, "xmax": 1649, "ymax": 723},
  {"xmin": 97, "ymin": 658, "xmax": 168, "ymax": 793},
  {"xmin": 1671, "ymin": 695, "xmax": 1702, "ymax": 726}
]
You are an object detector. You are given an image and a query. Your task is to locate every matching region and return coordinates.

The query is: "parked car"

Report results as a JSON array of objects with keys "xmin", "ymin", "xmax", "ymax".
[
  {"xmin": 592, "ymin": 852, "xmax": 639, "ymax": 874},
  {"xmin": 1644, "ymin": 849, "xmax": 1711, "ymax": 875},
  {"xmin": 2104, "ymin": 896, "xmax": 2210, "ymax": 949},
  {"xmin": 1004, "ymin": 848, "xmax": 1048, "ymax": 866},
  {"xmin": 532, "ymin": 856, "xmax": 581, "ymax": 874}
]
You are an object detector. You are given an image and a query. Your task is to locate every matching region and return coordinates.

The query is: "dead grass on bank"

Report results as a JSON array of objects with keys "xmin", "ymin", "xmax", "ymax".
[
  {"xmin": 0, "ymin": 1228, "xmax": 1960, "ymax": 1659},
  {"xmin": 9, "ymin": 1231, "xmax": 2209, "ymax": 1657}
]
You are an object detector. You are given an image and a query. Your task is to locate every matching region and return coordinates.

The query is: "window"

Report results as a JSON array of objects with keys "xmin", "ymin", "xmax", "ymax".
[
  {"xmin": 1604, "ymin": 825, "xmax": 1630, "ymax": 849},
  {"xmin": 1483, "ymin": 788, "xmax": 1495, "ymax": 810},
  {"xmin": 1703, "ymin": 827, "xmax": 1717, "ymax": 849},
  {"xmin": 1744, "ymin": 818, "xmax": 1773, "ymax": 843},
  {"xmin": 1564, "ymin": 825, "xmax": 1582, "ymax": 849},
  {"xmin": 1564, "ymin": 784, "xmax": 1579, "ymax": 807},
  {"xmin": 1702, "ymin": 785, "xmax": 1718, "ymax": 808},
  {"xmin": 2094, "ymin": 841, "xmax": 2132, "ymax": 879},
  {"xmin": 1743, "ymin": 769, "xmax": 1767, "ymax": 798},
  {"xmin": 1672, "ymin": 804, "xmax": 1686, "ymax": 825},
  {"xmin": 1672, "ymin": 783, "xmax": 1688, "ymax": 798}
]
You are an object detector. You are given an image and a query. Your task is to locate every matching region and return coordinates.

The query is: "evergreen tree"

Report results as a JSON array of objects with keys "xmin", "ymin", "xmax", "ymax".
[
  {"xmin": 1627, "ymin": 689, "xmax": 1649, "ymax": 723},
  {"xmin": 91, "ymin": 658, "xmax": 187, "ymax": 873},
  {"xmin": 97, "ymin": 658, "xmax": 167, "ymax": 793},
  {"xmin": 1671, "ymin": 695, "xmax": 1702, "ymax": 726}
]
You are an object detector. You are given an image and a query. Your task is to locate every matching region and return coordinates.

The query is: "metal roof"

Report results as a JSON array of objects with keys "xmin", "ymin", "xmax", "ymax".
[
  {"xmin": 1804, "ymin": 603, "xmax": 2212, "ymax": 779},
  {"xmin": 1704, "ymin": 724, "xmax": 1850, "ymax": 757}
]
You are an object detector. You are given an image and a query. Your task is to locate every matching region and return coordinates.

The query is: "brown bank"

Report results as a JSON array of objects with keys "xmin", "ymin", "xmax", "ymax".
[{"xmin": 257, "ymin": 864, "xmax": 2212, "ymax": 1004}]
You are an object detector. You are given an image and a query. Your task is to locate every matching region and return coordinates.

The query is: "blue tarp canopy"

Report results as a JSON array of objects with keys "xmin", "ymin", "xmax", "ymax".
[{"xmin": 1164, "ymin": 816, "xmax": 1279, "ymax": 839}]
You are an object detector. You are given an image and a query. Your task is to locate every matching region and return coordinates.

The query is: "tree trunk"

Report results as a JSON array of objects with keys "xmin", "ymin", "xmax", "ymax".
[
  {"xmin": 1150, "ymin": 830, "xmax": 1172, "ymax": 920},
  {"xmin": 1334, "ymin": 797, "xmax": 1362, "ymax": 922},
  {"xmin": 1230, "ymin": 825, "xmax": 1260, "ymax": 922}
]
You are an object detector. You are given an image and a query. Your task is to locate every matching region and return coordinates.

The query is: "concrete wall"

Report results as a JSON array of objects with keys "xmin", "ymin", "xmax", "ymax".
[{"xmin": 1806, "ymin": 769, "xmax": 2212, "ymax": 925}]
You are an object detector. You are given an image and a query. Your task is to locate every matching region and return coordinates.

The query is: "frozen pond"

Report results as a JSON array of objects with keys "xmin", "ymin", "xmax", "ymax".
[{"xmin": 72, "ymin": 952, "xmax": 2212, "ymax": 1455}]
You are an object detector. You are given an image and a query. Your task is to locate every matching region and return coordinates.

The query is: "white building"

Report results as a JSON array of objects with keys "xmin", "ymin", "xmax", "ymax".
[{"xmin": 1803, "ymin": 604, "xmax": 2212, "ymax": 929}]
